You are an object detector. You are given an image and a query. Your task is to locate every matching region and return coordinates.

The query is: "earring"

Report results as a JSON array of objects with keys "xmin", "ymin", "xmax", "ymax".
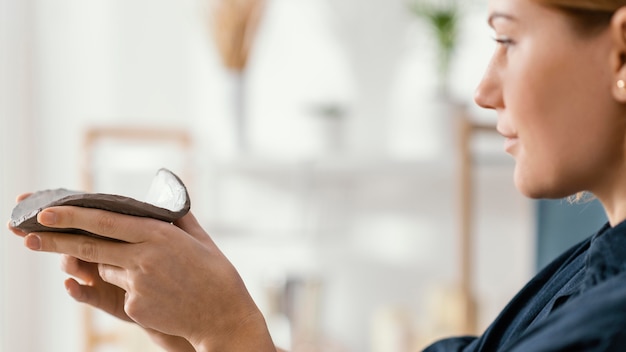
[{"xmin": 618, "ymin": 80, "xmax": 626, "ymax": 89}]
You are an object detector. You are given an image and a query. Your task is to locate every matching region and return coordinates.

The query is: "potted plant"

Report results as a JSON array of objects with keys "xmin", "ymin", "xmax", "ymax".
[{"xmin": 409, "ymin": 0, "xmax": 460, "ymax": 96}]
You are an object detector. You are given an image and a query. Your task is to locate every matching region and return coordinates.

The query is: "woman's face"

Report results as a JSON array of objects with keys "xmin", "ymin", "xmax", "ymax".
[{"xmin": 475, "ymin": 0, "xmax": 626, "ymax": 199}]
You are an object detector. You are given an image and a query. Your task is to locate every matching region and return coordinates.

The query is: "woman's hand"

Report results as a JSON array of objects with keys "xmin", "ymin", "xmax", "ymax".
[
  {"xmin": 8, "ymin": 193, "xmax": 195, "ymax": 351},
  {"xmin": 62, "ymin": 255, "xmax": 195, "ymax": 351},
  {"xmin": 10, "ymin": 201, "xmax": 275, "ymax": 351}
]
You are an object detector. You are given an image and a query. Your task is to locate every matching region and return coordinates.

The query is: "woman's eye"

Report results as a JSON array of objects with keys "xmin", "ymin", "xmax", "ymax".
[{"xmin": 492, "ymin": 36, "xmax": 514, "ymax": 47}]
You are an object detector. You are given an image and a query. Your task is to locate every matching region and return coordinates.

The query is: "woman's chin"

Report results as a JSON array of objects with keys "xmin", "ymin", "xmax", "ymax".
[
  {"xmin": 513, "ymin": 170, "xmax": 572, "ymax": 200},
  {"xmin": 514, "ymin": 178, "xmax": 577, "ymax": 200},
  {"xmin": 515, "ymin": 185, "xmax": 546, "ymax": 199}
]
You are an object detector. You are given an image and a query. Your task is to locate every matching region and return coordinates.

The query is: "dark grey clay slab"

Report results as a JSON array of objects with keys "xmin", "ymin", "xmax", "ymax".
[{"xmin": 10, "ymin": 169, "xmax": 191, "ymax": 239}]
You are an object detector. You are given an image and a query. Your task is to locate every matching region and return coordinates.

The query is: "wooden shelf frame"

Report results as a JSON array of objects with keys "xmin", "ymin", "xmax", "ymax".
[
  {"xmin": 80, "ymin": 125, "xmax": 193, "ymax": 352},
  {"xmin": 456, "ymin": 107, "xmax": 498, "ymax": 334}
]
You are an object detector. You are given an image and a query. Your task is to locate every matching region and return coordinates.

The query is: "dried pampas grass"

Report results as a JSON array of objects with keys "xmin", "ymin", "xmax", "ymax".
[{"xmin": 208, "ymin": 0, "xmax": 267, "ymax": 71}]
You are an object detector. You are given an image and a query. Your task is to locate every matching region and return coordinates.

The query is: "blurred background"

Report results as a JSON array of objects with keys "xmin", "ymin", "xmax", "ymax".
[{"xmin": 0, "ymin": 0, "xmax": 608, "ymax": 351}]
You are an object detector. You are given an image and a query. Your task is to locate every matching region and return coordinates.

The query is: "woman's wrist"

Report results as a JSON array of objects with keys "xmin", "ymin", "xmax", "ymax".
[
  {"xmin": 192, "ymin": 311, "xmax": 276, "ymax": 352},
  {"xmin": 144, "ymin": 328, "xmax": 195, "ymax": 352}
]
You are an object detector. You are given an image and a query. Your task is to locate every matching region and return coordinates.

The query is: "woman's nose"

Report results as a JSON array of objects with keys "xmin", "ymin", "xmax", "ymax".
[{"xmin": 474, "ymin": 59, "xmax": 502, "ymax": 110}]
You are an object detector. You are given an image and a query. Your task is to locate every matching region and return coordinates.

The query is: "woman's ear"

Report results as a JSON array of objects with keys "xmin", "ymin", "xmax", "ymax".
[{"xmin": 611, "ymin": 7, "xmax": 626, "ymax": 102}]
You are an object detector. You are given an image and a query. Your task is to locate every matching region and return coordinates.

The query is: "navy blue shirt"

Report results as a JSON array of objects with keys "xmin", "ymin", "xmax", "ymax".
[{"xmin": 425, "ymin": 221, "xmax": 626, "ymax": 351}]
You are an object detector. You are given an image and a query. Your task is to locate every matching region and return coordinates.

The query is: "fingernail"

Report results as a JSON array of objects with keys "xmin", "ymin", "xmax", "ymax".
[
  {"xmin": 38, "ymin": 211, "xmax": 56, "ymax": 226},
  {"xmin": 25, "ymin": 234, "xmax": 41, "ymax": 250}
]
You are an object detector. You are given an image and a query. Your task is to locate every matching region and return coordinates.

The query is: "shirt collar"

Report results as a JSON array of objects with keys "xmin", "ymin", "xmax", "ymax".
[{"xmin": 581, "ymin": 220, "xmax": 626, "ymax": 292}]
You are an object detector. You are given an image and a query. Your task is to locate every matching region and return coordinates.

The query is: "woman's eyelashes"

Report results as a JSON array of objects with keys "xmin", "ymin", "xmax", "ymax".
[{"xmin": 492, "ymin": 35, "xmax": 515, "ymax": 48}]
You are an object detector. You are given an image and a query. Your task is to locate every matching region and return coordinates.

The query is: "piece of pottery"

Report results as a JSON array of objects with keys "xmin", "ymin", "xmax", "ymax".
[{"xmin": 10, "ymin": 168, "xmax": 190, "ymax": 240}]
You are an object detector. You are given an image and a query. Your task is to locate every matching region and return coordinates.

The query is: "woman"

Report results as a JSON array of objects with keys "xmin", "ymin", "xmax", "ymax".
[{"xmin": 10, "ymin": 0, "xmax": 626, "ymax": 350}]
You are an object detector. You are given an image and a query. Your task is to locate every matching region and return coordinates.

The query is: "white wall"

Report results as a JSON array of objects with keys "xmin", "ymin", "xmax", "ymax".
[
  {"xmin": 1, "ymin": 0, "xmax": 534, "ymax": 351},
  {"xmin": 1, "ymin": 0, "xmax": 44, "ymax": 351}
]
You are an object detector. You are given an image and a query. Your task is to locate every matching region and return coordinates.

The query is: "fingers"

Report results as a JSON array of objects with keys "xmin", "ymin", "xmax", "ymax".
[
  {"xmin": 63, "ymin": 277, "xmax": 133, "ymax": 323},
  {"xmin": 62, "ymin": 256, "xmax": 133, "ymax": 324},
  {"xmin": 37, "ymin": 206, "xmax": 161, "ymax": 243},
  {"xmin": 64, "ymin": 277, "xmax": 91, "ymax": 303},
  {"xmin": 16, "ymin": 193, "xmax": 32, "ymax": 202},
  {"xmin": 25, "ymin": 232, "xmax": 128, "ymax": 267},
  {"xmin": 7, "ymin": 220, "xmax": 28, "ymax": 238},
  {"xmin": 97, "ymin": 263, "xmax": 129, "ymax": 292},
  {"xmin": 174, "ymin": 212, "xmax": 217, "ymax": 248},
  {"xmin": 61, "ymin": 255, "xmax": 99, "ymax": 285}
]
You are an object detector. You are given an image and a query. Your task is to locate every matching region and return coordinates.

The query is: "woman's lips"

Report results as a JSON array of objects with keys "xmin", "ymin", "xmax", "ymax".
[
  {"xmin": 497, "ymin": 126, "xmax": 518, "ymax": 153},
  {"xmin": 503, "ymin": 137, "xmax": 518, "ymax": 153}
]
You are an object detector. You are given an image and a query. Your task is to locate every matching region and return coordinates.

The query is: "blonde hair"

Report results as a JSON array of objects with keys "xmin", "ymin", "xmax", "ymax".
[
  {"xmin": 533, "ymin": 0, "xmax": 622, "ymax": 36},
  {"xmin": 535, "ymin": 0, "xmax": 625, "ymax": 12}
]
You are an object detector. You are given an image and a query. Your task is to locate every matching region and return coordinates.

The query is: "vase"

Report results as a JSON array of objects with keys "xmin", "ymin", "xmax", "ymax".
[{"xmin": 227, "ymin": 69, "xmax": 248, "ymax": 154}]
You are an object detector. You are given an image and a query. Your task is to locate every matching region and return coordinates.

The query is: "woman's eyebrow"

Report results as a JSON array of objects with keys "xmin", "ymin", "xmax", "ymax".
[{"xmin": 488, "ymin": 12, "xmax": 517, "ymax": 28}]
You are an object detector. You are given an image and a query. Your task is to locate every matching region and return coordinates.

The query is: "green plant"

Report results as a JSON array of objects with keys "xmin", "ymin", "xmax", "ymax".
[{"xmin": 409, "ymin": 0, "xmax": 459, "ymax": 92}]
